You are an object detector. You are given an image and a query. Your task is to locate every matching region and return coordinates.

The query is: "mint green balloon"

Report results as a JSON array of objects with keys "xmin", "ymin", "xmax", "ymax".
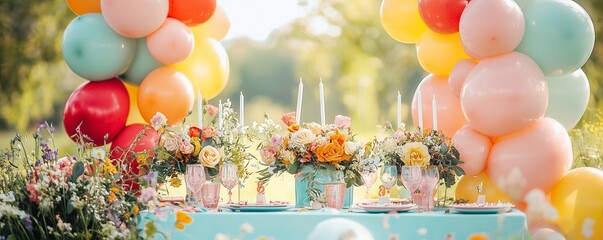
[
  {"xmin": 516, "ymin": 0, "xmax": 594, "ymax": 76},
  {"xmin": 119, "ymin": 38, "xmax": 163, "ymax": 85},
  {"xmin": 62, "ymin": 13, "xmax": 135, "ymax": 81},
  {"xmin": 545, "ymin": 69, "xmax": 590, "ymax": 130}
]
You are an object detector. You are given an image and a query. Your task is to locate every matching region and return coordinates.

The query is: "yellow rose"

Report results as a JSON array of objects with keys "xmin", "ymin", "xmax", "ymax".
[
  {"xmin": 307, "ymin": 122, "xmax": 323, "ymax": 135},
  {"xmin": 314, "ymin": 141, "xmax": 352, "ymax": 165},
  {"xmin": 199, "ymin": 146, "xmax": 222, "ymax": 167},
  {"xmin": 290, "ymin": 128, "xmax": 316, "ymax": 147},
  {"xmin": 402, "ymin": 142, "xmax": 431, "ymax": 166}
]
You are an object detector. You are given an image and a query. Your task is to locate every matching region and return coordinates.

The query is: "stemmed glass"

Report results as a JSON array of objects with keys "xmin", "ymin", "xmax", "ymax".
[
  {"xmin": 400, "ymin": 165, "xmax": 422, "ymax": 201},
  {"xmin": 219, "ymin": 161, "xmax": 238, "ymax": 204},
  {"xmin": 185, "ymin": 164, "xmax": 206, "ymax": 206},
  {"xmin": 418, "ymin": 166, "xmax": 439, "ymax": 212},
  {"xmin": 380, "ymin": 165, "xmax": 398, "ymax": 195},
  {"xmin": 361, "ymin": 170, "xmax": 377, "ymax": 200}
]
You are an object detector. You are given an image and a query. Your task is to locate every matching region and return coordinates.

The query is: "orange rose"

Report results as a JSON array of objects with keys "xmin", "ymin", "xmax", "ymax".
[
  {"xmin": 287, "ymin": 124, "xmax": 300, "ymax": 133},
  {"xmin": 314, "ymin": 141, "xmax": 352, "ymax": 165},
  {"xmin": 188, "ymin": 126, "xmax": 201, "ymax": 138},
  {"xmin": 327, "ymin": 130, "xmax": 347, "ymax": 145},
  {"xmin": 201, "ymin": 126, "xmax": 218, "ymax": 140}
]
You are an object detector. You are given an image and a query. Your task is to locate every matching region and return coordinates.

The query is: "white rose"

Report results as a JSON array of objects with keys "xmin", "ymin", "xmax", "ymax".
[
  {"xmin": 290, "ymin": 128, "xmax": 316, "ymax": 148},
  {"xmin": 199, "ymin": 146, "xmax": 222, "ymax": 167},
  {"xmin": 279, "ymin": 149, "xmax": 296, "ymax": 163},
  {"xmin": 344, "ymin": 141, "xmax": 363, "ymax": 155},
  {"xmin": 163, "ymin": 137, "xmax": 180, "ymax": 152}
]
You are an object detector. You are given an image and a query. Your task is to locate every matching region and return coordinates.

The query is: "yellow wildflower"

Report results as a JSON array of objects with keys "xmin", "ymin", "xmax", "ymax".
[
  {"xmin": 103, "ymin": 158, "xmax": 117, "ymax": 175},
  {"xmin": 108, "ymin": 192, "xmax": 117, "ymax": 203},
  {"xmin": 133, "ymin": 205, "xmax": 140, "ymax": 216},
  {"xmin": 110, "ymin": 187, "xmax": 120, "ymax": 194},
  {"xmin": 136, "ymin": 153, "xmax": 149, "ymax": 164},
  {"xmin": 170, "ymin": 177, "xmax": 182, "ymax": 188},
  {"xmin": 175, "ymin": 211, "xmax": 193, "ymax": 230}
]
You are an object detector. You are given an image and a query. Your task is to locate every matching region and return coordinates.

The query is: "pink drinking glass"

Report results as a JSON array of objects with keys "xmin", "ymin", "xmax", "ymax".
[
  {"xmin": 219, "ymin": 161, "xmax": 238, "ymax": 204},
  {"xmin": 417, "ymin": 166, "xmax": 439, "ymax": 212},
  {"xmin": 400, "ymin": 166, "xmax": 422, "ymax": 201},
  {"xmin": 185, "ymin": 164, "xmax": 206, "ymax": 207},
  {"xmin": 325, "ymin": 182, "xmax": 346, "ymax": 209},
  {"xmin": 360, "ymin": 170, "xmax": 377, "ymax": 200},
  {"xmin": 201, "ymin": 182, "xmax": 220, "ymax": 209}
]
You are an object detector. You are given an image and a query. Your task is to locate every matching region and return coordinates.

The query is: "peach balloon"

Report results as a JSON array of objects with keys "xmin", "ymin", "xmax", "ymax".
[
  {"xmin": 147, "ymin": 18, "xmax": 194, "ymax": 65},
  {"xmin": 532, "ymin": 228, "xmax": 565, "ymax": 240},
  {"xmin": 452, "ymin": 125, "xmax": 490, "ymax": 176},
  {"xmin": 550, "ymin": 167, "xmax": 603, "ymax": 240},
  {"xmin": 487, "ymin": 118, "xmax": 572, "ymax": 202},
  {"xmin": 101, "ymin": 0, "xmax": 168, "ymax": 38},
  {"xmin": 459, "ymin": 0, "xmax": 524, "ymax": 59},
  {"xmin": 193, "ymin": 5, "xmax": 230, "ymax": 40},
  {"xmin": 138, "ymin": 67, "xmax": 194, "ymax": 124},
  {"xmin": 380, "ymin": 0, "xmax": 428, "ymax": 44},
  {"xmin": 172, "ymin": 38, "xmax": 229, "ymax": 100},
  {"xmin": 411, "ymin": 74, "xmax": 466, "ymax": 137},
  {"xmin": 67, "ymin": 0, "xmax": 101, "ymax": 15},
  {"xmin": 448, "ymin": 59, "xmax": 477, "ymax": 98},
  {"xmin": 461, "ymin": 52, "xmax": 548, "ymax": 137},
  {"xmin": 123, "ymin": 81, "xmax": 147, "ymax": 125},
  {"xmin": 455, "ymin": 171, "xmax": 511, "ymax": 203},
  {"xmin": 416, "ymin": 31, "xmax": 471, "ymax": 76}
]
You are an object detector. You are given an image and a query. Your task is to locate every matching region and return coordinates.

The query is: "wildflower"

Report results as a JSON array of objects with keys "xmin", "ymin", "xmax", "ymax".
[
  {"xmin": 151, "ymin": 112, "xmax": 167, "ymax": 130},
  {"xmin": 108, "ymin": 192, "xmax": 117, "ymax": 203},
  {"xmin": 133, "ymin": 205, "xmax": 140, "ymax": 216},
  {"xmin": 91, "ymin": 148, "xmax": 106, "ymax": 160},
  {"xmin": 103, "ymin": 158, "xmax": 117, "ymax": 175},
  {"xmin": 174, "ymin": 211, "xmax": 193, "ymax": 230},
  {"xmin": 138, "ymin": 187, "xmax": 157, "ymax": 204},
  {"xmin": 141, "ymin": 171, "xmax": 158, "ymax": 184},
  {"xmin": 170, "ymin": 177, "xmax": 182, "ymax": 187}
]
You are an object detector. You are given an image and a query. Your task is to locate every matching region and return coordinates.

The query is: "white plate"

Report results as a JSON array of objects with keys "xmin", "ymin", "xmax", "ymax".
[
  {"xmin": 358, "ymin": 204, "xmax": 417, "ymax": 213},
  {"xmin": 225, "ymin": 204, "xmax": 293, "ymax": 212},
  {"xmin": 449, "ymin": 204, "xmax": 514, "ymax": 214}
]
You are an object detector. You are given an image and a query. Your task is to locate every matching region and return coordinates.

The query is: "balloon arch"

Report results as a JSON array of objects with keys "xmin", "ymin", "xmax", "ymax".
[{"xmin": 60, "ymin": 0, "xmax": 602, "ymax": 238}]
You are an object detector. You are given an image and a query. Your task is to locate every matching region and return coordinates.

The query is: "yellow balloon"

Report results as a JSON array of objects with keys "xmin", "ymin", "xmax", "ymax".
[
  {"xmin": 172, "ymin": 38, "xmax": 229, "ymax": 100},
  {"xmin": 380, "ymin": 0, "xmax": 428, "ymax": 44},
  {"xmin": 123, "ymin": 81, "xmax": 147, "ymax": 125},
  {"xmin": 550, "ymin": 167, "xmax": 603, "ymax": 240},
  {"xmin": 417, "ymin": 31, "xmax": 471, "ymax": 76},
  {"xmin": 193, "ymin": 5, "xmax": 230, "ymax": 40},
  {"xmin": 66, "ymin": 0, "xmax": 101, "ymax": 15},
  {"xmin": 455, "ymin": 171, "xmax": 511, "ymax": 203}
]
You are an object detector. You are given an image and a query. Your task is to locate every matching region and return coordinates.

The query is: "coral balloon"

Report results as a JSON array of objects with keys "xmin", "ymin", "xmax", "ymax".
[
  {"xmin": 123, "ymin": 82, "xmax": 147, "ymax": 125},
  {"xmin": 418, "ymin": 0, "xmax": 470, "ymax": 34},
  {"xmin": 172, "ymin": 38, "xmax": 229, "ymax": 100},
  {"xmin": 100, "ymin": 0, "xmax": 168, "ymax": 38},
  {"xmin": 67, "ymin": 0, "xmax": 101, "ymax": 15},
  {"xmin": 487, "ymin": 118, "xmax": 572, "ymax": 202},
  {"xmin": 110, "ymin": 124, "xmax": 158, "ymax": 192},
  {"xmin": 516, "ymin": 0, "xmax": 595, "ymax": 76},
  {"xmin": 449, "ymin": 59, "xmax": 477, "ymax": 98},
  {"xmin": 147, "ymin": 18, "xmax": 194, "ymax": 65},
  {"xmin": 546, "ymin": 69, "xmax": 590, "ymax": 131},
  {"xmin": 120, "ymin": 38, "xmax": 163, "ymax": 85},
  {"xmin": 455, "ymin": 171, "xmax": 510, "ymax": 203},
  {"xmin": 63, "ymin": 78, "xmax": 129, "ymax": 146},
  {"xmin": 452, "ymin": 125, "xmax": 490, "ymax": 176},
  {"xmin": 411, "ymin": 75, "xmax": 466, "ymax": 137},
  {"xmin": 138, "ymin": 67, "xmax": 194, "ymax": 125},
  {"xmin": 62, "ymin": 13, "xmax": 135, "ymax": 81},
  {"xmin": 550, "ymin": 167, "xmax": 603, "ymax": 240},
  {"xmin": 461, "ymin": 52, "xmax": 547, "ymax": 137},
  {"xmin": 380, "ymin": 0, "xmax": 428, "ymax": 44},
  {"xmin": 168, "ymin": 0, "xmax": 217, "ymax": 26},
  {"xmin": 459, "ymin": 0, "xmax": 524, "ymax": 59},
  {"xmin": 193, "ymin": 5, "xmax": 230, "ymax": 40},
  {"xmin": 416, "ymin": 31, "xmax": 471, "ymax": 76}
]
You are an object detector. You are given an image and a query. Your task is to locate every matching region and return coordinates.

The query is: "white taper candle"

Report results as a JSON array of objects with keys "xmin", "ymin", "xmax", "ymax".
[
  {"xmin": 397, "ymin": 91, "xmax": 402, "ymax": 130},
  {"xmin": 432, "ymin": 95, "xmax": 438, "ymax": 131},
  {"xmin": 218, "ymin": 100, "xmax": 223, "ymax": 130},
  {"xmin": 240, "ymin": 92, "xmax": 244, "ymax": 127},
  {"xmin": 296, "ymin": 78, "xmax": 303, "ymax": 124},
  {"xmin": 320, "ymin": 78, "xmax": 325, "ymax": 127},
  {"xmin": 197, "ymin": 90, "xmax": 203, "ymax": 127},
  {"xmin": 418, "ymin": 90, "xmax": 423, "ymax": 131}
]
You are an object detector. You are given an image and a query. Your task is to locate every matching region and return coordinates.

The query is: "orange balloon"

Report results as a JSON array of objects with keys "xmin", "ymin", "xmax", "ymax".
[
  {"xmin": 193, "ymin": 5, "xmax": 230, "ymax": 40},
  {"xmin": 67, "ymin": 0, "xmax": 101, "ymax": 15},
  {"xmin": 123, "ymin": 81, "xmax": 147, "ymax": 125},
  {"xmin": 137, "ymin": 67, "xmax": 194, "ymax": 124},
  {"xmin": 411, "ymin": 74, "xmax": 466, "ymax": 137},
  {"xmin": 550, "ymin": 167, "xmax": 603, "ymax": 240},
  {"xmin": 172, "ymin": 38, "xmax": 229, "ymax": 100},
  {"xmin": 455, "ymin": 171, "xmax": 511, "ymax": 203},
  {"xmin": 416, "ymin": 31, "xmax": 471, "ymax": 76}
]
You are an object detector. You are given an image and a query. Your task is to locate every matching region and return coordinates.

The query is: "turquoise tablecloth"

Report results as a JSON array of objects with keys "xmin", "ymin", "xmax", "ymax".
[{"xmin": 138, "ymin": 208, "xmax": 528, "ymax": 240}]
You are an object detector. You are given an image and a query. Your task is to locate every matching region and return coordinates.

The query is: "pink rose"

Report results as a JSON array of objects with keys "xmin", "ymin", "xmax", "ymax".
[
  {"xmin": 205, "ymin": 105, "xmax": 219, "ymax": 117},
  {"xmin": 150, "ymin": 112, "xmax": 167, "ymax": 130},
  {"xmin": 270, "ymin": 135, "xmax": 283, "ymax": 145},
  {"xmin": 281, "ymin": 112, "xmax": 296, "ymax": 126},
  {"xmin": 180, "ymin": 141, "xmax": 195, "ymax": 155},
  {"xmin": 334, "ymin": 115, "xmax": 351, "ymax": 129},
  {"xmin": 201, "ymin": 126, "xmax": 218, "ymax": 140},
  {"xmin": 260, "ymin": 146, "xmax": 278, "ymax": 165}
]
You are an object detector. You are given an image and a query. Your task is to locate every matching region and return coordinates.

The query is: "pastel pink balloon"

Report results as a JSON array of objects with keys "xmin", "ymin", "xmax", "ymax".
[
  {"xmin": 449, "ymin": 59, "xmax": 477, "ymax": 98},
  {"xmin": 459, "ymin": 0, "xmax": 524, "ymax": 59},
  {"xmin": 147, "ymin": 18, "xmax": 194, "ymax": 65},
  {"xmin": 461, "ymin": 52, "xmax": 548, "ymax": 137},
  {"xmin": 101, "ymin": 0, "xmax": 168, "ymax": 38},
  {"xmin": 412, "ymin": 74, "xmax": 466, "ymax": 137},
  {"xmin": 487, "ymin": 118, "xmax": 572, "ymax": 202},
  {"xmin": 452, "ymin": 125, "xmax": 491, "ymax": 176}
]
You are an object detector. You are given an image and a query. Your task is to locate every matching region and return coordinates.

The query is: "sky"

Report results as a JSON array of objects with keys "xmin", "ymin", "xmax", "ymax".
[{"xmin": 220, "ymin": 0, "xmax": 317, "ymax": 41}]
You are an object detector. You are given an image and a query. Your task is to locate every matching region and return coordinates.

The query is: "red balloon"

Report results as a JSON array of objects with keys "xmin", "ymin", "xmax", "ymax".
[
  {"xmin": 110, "ymin": 124, "xmax": 158, "ymax": 192},
  {"xmin": 418, "ymin": 0, "xmax": 470, "ymax": 34},
  {"xmin": 63, "ymin": 78, "xmax": 129, "ymax": 146},
  {"xmin": 168, "ymin": 0, "xmax": 217, "ymax": 26}
]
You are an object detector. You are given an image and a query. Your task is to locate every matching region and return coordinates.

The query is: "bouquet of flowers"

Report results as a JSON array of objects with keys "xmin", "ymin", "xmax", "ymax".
[
  {"xmin": 373, "ymin": 123, "xmax": 465, "ymax": 188},
  {"xmin": 252, "ymin": 113, "xmax": 369, "ymax": 202},
  {"xmin": 0, "ymin": 123, "xmax": 142, "ymax": 239},
  {"xmin": 150, "ymin": 99, "xmax": 254, "ymax": 186}
]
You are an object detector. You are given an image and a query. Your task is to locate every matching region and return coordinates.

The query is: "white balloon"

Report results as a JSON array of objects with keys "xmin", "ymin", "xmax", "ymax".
[
  {"xmin": 307, "ymin": 218, "xmax": 374, "ymax": 240},
  {"xmin": 545, "ymin": 69, "xmax": 590, "ymax": 130}
]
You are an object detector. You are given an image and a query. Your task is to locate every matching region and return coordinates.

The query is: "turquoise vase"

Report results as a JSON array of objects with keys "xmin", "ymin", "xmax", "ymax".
[{"xmin": 294, "ymin": 169, "xmax": 353, "ymax": 208}]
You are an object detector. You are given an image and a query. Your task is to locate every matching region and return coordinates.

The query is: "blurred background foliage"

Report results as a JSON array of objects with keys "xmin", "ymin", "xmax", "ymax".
[{"xmin": 0, "ymin": 0, "xmax": 602, "ymax": 168}]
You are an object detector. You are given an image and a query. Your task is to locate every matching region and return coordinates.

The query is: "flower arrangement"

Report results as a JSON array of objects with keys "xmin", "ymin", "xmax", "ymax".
[
  {"xmin": 150, "ymin": 99, "xmax": 255, "ymax": 186},
  {"xmin": 252, "ymin": 113, "xmax": 369, "ymax": 201},
  {"xmin": 373, "ymin": 123, "xmax": 465, "ymax": 187}
]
